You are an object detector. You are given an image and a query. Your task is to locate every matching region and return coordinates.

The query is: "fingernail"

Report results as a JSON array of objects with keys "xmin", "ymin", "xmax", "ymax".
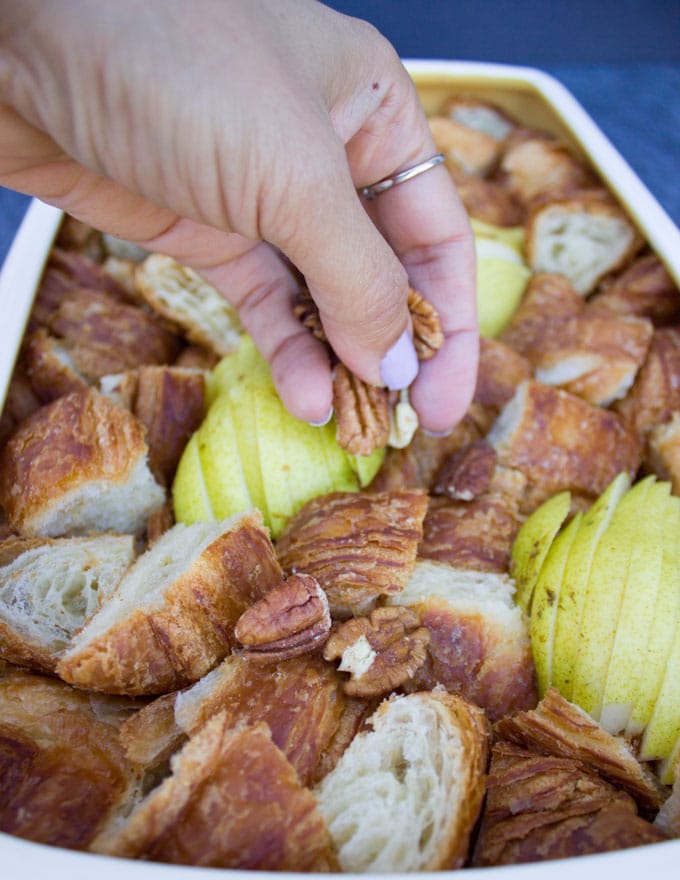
[
  {"xmin": 422, "ymin": 427, "xmax": 454, "ymax": 438},
  {"xmin": 380, "ymin": 330, "xmax": 419, "ymax": 391},
  {"xmin": 308, "ymin": 406, "xmax": 334, "ymax": 427}
]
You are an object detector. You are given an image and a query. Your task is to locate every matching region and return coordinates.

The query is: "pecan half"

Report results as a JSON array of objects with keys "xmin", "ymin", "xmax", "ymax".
[
  {"xmin": 432, "ymin": 440, "xmax": 498, "ymax": 500},
  {"xmin": 322, "ymin": 606, "xmax": 430, "ymax": 698},
  {"xmin": 234, "ymin": 573, "xmax": 331, "ymax": 662},
  {"xmin": 408, "ymin": 288, "xmax": 444, "ymax": 360},
  {"xmin": 293, "ymin": 288, "xmax": 327, "ymax": 343},
  {"xmin": 333, "ymin": 364, "xmax": 390, "ymax": 456}
]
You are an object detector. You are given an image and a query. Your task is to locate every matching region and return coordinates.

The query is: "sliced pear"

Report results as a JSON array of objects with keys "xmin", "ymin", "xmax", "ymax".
[
  {"xmin": 639, "ymin": 548, "xmax": 680, "ymax": 762},
  {"xmin": 530, "ymin": 511, "xmax": 583, "ymax": 697},
  {"xmin": 346, "ymin": 445, "xmax": 386, "ymax": 489},
  {"xmin": 511, "ymin": 490, "xmax": 571, "ymax": 614},
  {"xmin": 470, "ymin": 218, "xmax": 526, "ymax": 254},
  {"xmin": 208, "ymin": 334, "xmax": 268, "ymax": 405},
  {"xmin": 627, "ymin": 493, "xmax": 680, "ymax": 739},
  {"xmin": 172, "ymin": 432, "xmax": 214, "ymax": 524},
  {"xmin": 658, "ymin": 732, "xmax": 680, "ymax": 786},
  {"xmin": 569, "ymin": 476, "xmax": 655, "ymax": 723},
  {"xmin": 597, "ymin": 479, "xmax": 669, "ymax": 733},
  {"xmin": 196, "ymin": 393, "xmax": 252, "ymax": 518},
  {"xmin": 475, "ymin": 240, "xmax": 532, "ymax": 338},
  {"xmin": 550, "ymin": 472, "xmax": 631, "ymax": 700},
  {"xmin": 251, "ymin": 380, "xmax": 295, "ymax": 539}
]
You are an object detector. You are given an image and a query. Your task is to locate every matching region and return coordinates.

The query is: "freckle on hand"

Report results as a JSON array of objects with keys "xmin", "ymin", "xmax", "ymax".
[{"xmin": 372, "ymin": 81, "xmax": 380, "ymax": 90}]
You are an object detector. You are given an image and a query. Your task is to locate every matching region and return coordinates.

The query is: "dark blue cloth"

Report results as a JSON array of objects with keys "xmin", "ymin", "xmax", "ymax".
[{"xmin": 2, "ymin": 63, "xmax": 679, "ymax": 269}]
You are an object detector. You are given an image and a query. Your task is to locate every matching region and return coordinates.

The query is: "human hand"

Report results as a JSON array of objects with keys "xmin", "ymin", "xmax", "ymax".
[{"xmin": 0, "ymin": 0, "xmax": 477, "ymax": 433}]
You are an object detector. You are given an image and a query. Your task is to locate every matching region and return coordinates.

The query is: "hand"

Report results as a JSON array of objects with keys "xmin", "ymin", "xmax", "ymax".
[{"xmin": 0, "ymin": 0, "xmax": 477, "ymax": 433}]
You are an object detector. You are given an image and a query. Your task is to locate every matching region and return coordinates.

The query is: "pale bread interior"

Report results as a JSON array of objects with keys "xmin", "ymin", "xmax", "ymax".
[
  {"xmin": 531, "ymin": 207, "xmax": 635, "ymax": 294},
  {"xmin": 315, "ymin": 691, "xmax": 471, "ymax": 873},
  {"xmin": 67, "ymin": 517, "xmax": 243, "ymax": 646},
  {"xmin": 0, "ymin": 535, "xmax": 135, "ymax": 653},
  {"xmin": 30, "ymin": 457, "xmax": 166, "ymax": 538}
]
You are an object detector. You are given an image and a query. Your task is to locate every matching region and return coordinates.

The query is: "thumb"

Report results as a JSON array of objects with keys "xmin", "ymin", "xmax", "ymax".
[{"xmin": 265, "ymin": 140, "xmax": 418, "ymax": 393}]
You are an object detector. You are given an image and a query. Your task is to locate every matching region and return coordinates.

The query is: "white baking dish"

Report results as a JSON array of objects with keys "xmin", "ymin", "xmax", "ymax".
[{"xmin": 0, "ymin": 60, "xmax": 679, "ymax": 879}]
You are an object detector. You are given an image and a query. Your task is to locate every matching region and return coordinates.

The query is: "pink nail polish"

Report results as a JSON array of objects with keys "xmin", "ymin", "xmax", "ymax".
[{"xmin": 380, "ymin": 330, "xmax": 419, "ymax": 390}]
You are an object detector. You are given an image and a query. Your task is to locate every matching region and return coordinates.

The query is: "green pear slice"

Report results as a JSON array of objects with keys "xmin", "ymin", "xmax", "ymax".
[
  {"xmin": 569, "ymin": 476, "xmax": 655, "ymax": 724},
  {"xmin": 627, "ymin": 493, "xmax": 680, "ymax": 739},
  {"xmin": 550, "ymin": 472, "xmax": 631, "ymax": 700},
  {"xmin": 658, "ymin": 731, "xmax": 680, "ymax": 786},
  {"xmin": 224, "ymin": 380, "xmax": 269, "ymax": 524},
  {"xmin": 597, "ymin": 479, "xmax": 670, "ymax": 733},
  {"xmin": 172, "ymin": 432, "xmax": 215, "ymax": 524},
  {"xmin": 639, "ymin": 531, "xmax": 680, "ymax": 762},
  {"xmin": 196, "ymin": 393, "xmax": 252, "ymax": 519},
  {"xmin": 530, "ymin": 511, "xmax": 583, "ymax": 697},
  {"xmin": 511, "ymin": 490, "xmax": 571, "ymax": 614},
  {"xmin": 251, "ymin": 380, "xmax": 295, "ymax": 539}
]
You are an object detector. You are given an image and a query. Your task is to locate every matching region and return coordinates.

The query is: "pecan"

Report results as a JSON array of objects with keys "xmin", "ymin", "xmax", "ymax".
[
  {"xmin": 322, "ymin": 606, "xmax": 430, "ymax": 698},
  {"xmin": 293, "ymin": 288, "xmax": 328, "ymax": 343},
  {"xmin": 408, "ymin": 288, "xmax": 444, "ymax": 360},
  {"xmin": 333, "ymin": 364, "xmax": 390, "ymax": 456},
  {"xmin": 432, "ymin": 440, "xmax": 498, "ymax": 500},
  {"xmin": 234, "ymin": 573, "xmax": 331, "ymax": 662}
]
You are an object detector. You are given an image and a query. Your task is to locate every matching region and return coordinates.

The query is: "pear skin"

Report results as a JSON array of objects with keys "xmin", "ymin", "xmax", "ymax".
[
  {"xmin": 530, "ymin": 511, "xmax": 583, "ymax": 697},
  {"xmin": 569, "ymin": 476, "xmax": 655, "ymax": 724},
  {"xmin": 598, "ymin": 479, "xmax": 669, "ymax": 733},
  {"xmin": 627, "ymin": 493, "xmax": 680, "ymax": 739},
  {"xmin": 251, "ymin": 381, "xmax": 295, "ymax": 539},
  {"xmin": 550, "ymin": 472, "xmax": 630, "ymax": 700},
  {"xmin": 511, "ymin": 490, "xmax": 571, "ymax": 614},
  {"xmin": 196, "ymin": 393, "xmax": 252, "ymax": 518},
  {"xmin": 172, "ymin": 432, "xmax": 215, "ymax": 524}
]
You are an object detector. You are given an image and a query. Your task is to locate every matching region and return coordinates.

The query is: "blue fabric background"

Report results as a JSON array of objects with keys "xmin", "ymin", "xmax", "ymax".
[{"xmin": 2, "ymin": 2, "xmax": 679, "ymax": 267}]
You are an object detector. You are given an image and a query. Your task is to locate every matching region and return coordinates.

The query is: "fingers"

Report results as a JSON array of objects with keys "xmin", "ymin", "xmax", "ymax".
[
  {"xmin": 264, "ymin": 134, "xmax": 418, "ymax": 394},
  {"xmin": 368, "ymin": 162, "xmax": 479, "ymax": 433}
]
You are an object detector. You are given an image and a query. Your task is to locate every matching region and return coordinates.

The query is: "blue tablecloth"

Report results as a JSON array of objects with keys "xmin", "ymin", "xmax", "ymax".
[{"xmin": 1, "ymin": 63, "xmax": 679, "ymax": 269}]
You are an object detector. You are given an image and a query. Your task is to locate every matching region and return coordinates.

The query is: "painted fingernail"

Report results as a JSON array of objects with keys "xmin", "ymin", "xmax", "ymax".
[
  {"xmin": 380, "ymin": 330, "xmax": 419, "ymax": 390},
  {"xmin": 308, "ymin": 406, "xmax": 334, "ymax": 427},
  {"xmin": 422, "ymin": 427, "xmax": 454, "ymax": 438}
]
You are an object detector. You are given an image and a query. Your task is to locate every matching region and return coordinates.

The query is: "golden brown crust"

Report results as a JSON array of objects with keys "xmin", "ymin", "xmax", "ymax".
[
  {"xmin": 47, "ymin": 288, "xmax": 182, "ymax": 379},
  {"xmin": 0, "ymin": 388, "xmax": 160, "ymax": 536},
  {"xmin": 489, "ymin": 380, "xmax": 642, "ymax": 513},
  {"xmin": 0, "ymin": 670, "xmax": 138, "ymax": 850},
  {"xmin": 616, "ymin": 327, "xmax": 680, "ymax": 437},
  {"xmin": 472, "ymin": 741, "xmax": 667, "ymax": 866},
  {"xmin": 22, "ymin": 326, "xmax": 91, "ymax": 402},
  {"xmin": 495, "ymin": 688, "xmax": 667, "ymax": 817},
  {"xmin": 56, "ymin": 512, "xmax": 283, "ymax": 695},
  {"xmin": 500, "ymin": 271, "xmax": 585, "ymax": 354},
  {"xmin": 402, "ymin": 593, "xmax": 537, "ymax": 721},
  {"xmin": 94, "ymin": 714, "xmax": 338, "ymax": 870},
  {"xmin": 524, "ymin": 313, "xmax": 653, "ymax": 407},
  {"xmin": 448, "ymin": 165, "xmax": 525, "ymax": 226},
  {"xmin": 119, "ymin": 692, "xmax": 186, "ymax": 769},
  {"xmin": 473, "ymin": 337, "xmax": 533, "ymax": 414},
  {"xmin": 429, "ymin": 115, "xmax": 502, "ymax": 176},
  {"xmin": 497, "ymin": 133, "xmax": 596, "ymax": 206},
  {"xmin": 420, "ymin": 478, "xmax": 524, "ymax": 574},
  {"xmin": 587, "ymin": 253, "xmax": 680, "ymax": 325},
  {"xmin": 276, "ymin": 490, "xmax": 428, "ymax": 617},
  {"xmin": 173, "ymin": 652, "xmax": 357, "ymax": 787},
  {"xmin": 123, "ymin": 365, "xmax": 206, "ymax": 486}
]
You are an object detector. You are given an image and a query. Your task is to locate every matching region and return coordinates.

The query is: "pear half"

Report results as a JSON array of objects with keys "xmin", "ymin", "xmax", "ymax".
[
  {"xmin": 549, "ymin": 472, "xmax": 631, "ymax": 700},
  {"xmin": 569, "ymin": 475, "xmax": 655, "ymax": 723},
  {"xmin": 511, "ymin": 490, "xmax": 571, "ymax": 614}
]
